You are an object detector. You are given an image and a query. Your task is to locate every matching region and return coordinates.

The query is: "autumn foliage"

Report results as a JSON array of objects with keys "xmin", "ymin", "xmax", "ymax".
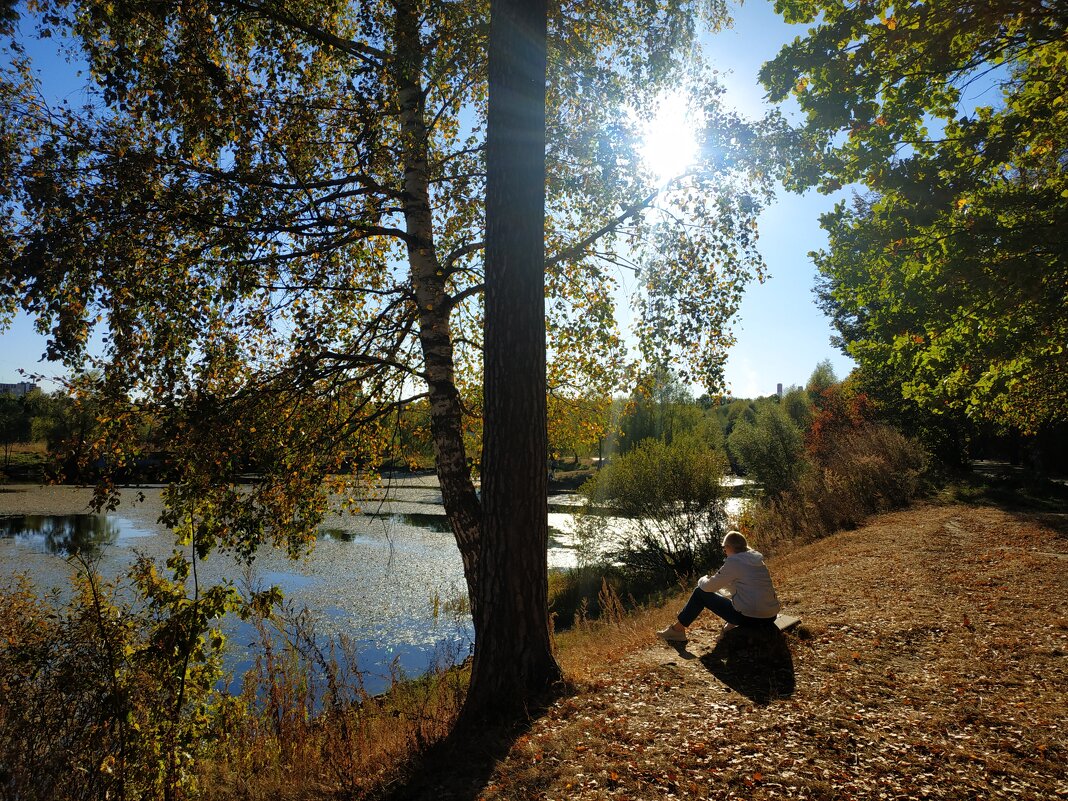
[
  {"xmin": 804, "ymin": 384, "xmax": 875, "ymax": 464},
  {"xmin": 733, "ymin": 377, "xmax": 928, "ymax": 551},
  {"xmin": 0, "ymin": 560, "xmax": 232, "ymax": 800}
]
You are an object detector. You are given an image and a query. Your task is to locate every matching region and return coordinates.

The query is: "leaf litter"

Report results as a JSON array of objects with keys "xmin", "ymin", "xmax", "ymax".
[{"xmin": 477, "ymin": 503, "xmax": 1068, "ymax": 801}]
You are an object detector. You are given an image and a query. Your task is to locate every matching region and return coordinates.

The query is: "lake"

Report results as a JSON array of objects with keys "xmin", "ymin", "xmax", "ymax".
[{"xmin": 0, "ymin": 477, "xmax": 748, "ymax": 694}]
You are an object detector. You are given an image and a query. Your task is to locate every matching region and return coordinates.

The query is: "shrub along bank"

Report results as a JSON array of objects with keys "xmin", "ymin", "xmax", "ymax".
[{"xmin": 0, "ymin": 374, "xmax": 936, "ymax": 800}]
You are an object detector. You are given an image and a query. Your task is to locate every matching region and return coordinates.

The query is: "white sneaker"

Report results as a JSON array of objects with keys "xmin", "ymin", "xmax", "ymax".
[{"xmin": 656, "ymin": 626, "xmax": 688, "ymax": 643}]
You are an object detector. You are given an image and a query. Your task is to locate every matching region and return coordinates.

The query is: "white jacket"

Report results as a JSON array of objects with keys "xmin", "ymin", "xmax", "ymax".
[{"xmin": 698, "ymin": 549, "xmax": 781, "ymax": 619}]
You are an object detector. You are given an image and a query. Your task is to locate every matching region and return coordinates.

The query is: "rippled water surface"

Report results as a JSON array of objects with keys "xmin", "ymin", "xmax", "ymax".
[
  {"xmin": 1, "ymin": 477, "xmax": 747, "ymax": 693},
  {"xmin": 0, "ymin": 482, "xmax": 481, "ymax": 693}
]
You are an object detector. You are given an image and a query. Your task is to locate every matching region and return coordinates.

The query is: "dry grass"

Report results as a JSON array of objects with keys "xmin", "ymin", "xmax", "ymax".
[
  {"xmin": 457, "ymin": 502, "xmax": 1067, "ymax": 801},
  {"xmin": 200, "ymin": 619, "xmax": 469, "ymax": 801},
  {"xmin": 203, "ymin": 501, "xmax": 1068, "ymax": 801},
  {"xmin": 748, "ymin": 424, "xmax": 928, "ymax": 554},
  {"xmin": 203, "ymin": 675, "xmax": 469, "ymax": 800},
  {"xmin": 553, "ymin": 585, "xmax": 692, "ymax": 684},
  {"xmin": 4, "ymin": 442, "xmax": 48, "ymax": 455}
]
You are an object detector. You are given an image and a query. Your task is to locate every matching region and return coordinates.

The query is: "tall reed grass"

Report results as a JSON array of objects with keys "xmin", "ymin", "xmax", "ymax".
[{"xmin": 201, "ymin": 604, "xmax": 469, "ymax": 800}]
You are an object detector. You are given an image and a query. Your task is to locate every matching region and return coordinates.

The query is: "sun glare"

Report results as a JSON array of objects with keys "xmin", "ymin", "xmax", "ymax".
[{"xmin": 638, "ymin": 92, "xmax": 698, "ymax": 184}]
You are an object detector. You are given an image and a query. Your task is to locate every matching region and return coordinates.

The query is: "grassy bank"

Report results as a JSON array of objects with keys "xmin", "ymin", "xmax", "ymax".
[
  {"xmin": 194, "ymin": 482, "xmax": 1066, "ymax": 800},
  {"xmin": 0, "ymin": 444, "xmax": 49, "ymax": 483},
  {"xmin": 395, "ymin": 499, "xmax": 1067, "ymax": 801}
]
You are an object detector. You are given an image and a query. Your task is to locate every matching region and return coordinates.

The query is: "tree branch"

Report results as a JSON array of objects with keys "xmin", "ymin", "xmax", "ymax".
[
  {"xmin": 446, "ymin": 282, "xmax": 485, "ymax": 310},
  {"xmin": 219, "ymin": 0, "xmax": 386, "ymax": 67},
  {"xmin": 547, "ymin": 189, "xmax": 659, "ymax": 267},
  {"xmin": 443, "ymin": 239, "xmax": 485, "ymax": 274}
]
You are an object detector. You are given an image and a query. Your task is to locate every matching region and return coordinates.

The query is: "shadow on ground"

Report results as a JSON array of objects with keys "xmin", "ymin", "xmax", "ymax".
[
  {"xmin": 381, "ymin": 723, "xmax": 525, "ymax": 801},
  {"xmin": 698, "ymin": 627, "xmax": 796, "ymax": 704},
  {"xmin": 382, "ymin": 685, "xmax": 568, "ymax": 801}
]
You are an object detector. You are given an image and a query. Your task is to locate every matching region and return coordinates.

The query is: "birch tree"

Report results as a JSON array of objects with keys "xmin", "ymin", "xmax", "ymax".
[{"xmin": 0, "ymin": 0, "xmax": 774, "ymax": 716}]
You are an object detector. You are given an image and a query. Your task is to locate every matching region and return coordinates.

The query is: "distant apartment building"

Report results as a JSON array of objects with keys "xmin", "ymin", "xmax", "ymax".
[
  {"xmin": 0, "ymin": 381, "xmax": 38, "ymax": 397},
  {"xmin": 776, "ymin": 383, "xmax": 783, "ymax": 399}
]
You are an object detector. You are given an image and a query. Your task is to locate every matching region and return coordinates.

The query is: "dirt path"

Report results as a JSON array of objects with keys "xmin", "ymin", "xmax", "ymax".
[{"xmin": 472, "ymin": 503, "xmax": 1068, "ymax": 800}]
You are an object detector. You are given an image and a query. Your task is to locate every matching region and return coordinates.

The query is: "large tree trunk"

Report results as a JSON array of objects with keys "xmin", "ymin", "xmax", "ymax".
[
  {"xmin": 392, "ymin": 0, "xmax": 482, "ymax": 611},
  {"xmin": 462, "ymin": 0, "xmax": 561, "ymax": 723}
]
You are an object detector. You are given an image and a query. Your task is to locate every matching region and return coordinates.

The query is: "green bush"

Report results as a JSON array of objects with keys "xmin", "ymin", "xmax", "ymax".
[
  {"xmin": 727, "ymin": 401, "xmax": 807, "ymax": 497},
  {"xmin": 577, "ymin": 436, "xmax": 729, "ymax": 585},
  {"xmin": 0, "ymin": 555, "xmax": 244, "ymax": 800},
  {"xmin": 781, "ymin": 387, "xmax": 813, "ymax": 429}
]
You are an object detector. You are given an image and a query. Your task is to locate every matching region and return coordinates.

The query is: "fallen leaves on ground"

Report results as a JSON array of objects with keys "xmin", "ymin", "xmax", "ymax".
[{"xmin": 477, "ymin": 503, "xmax": 1068, "ymax": 801}]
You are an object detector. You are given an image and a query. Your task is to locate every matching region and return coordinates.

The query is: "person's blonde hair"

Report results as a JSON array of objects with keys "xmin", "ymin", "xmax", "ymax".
[{"xmin": 722, "ymin": 530, "xmax": 749, "ymax": 552}]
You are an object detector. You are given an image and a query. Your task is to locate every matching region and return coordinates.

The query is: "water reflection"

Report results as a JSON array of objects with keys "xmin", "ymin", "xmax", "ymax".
[
  {"xmin": 0, "ymin": 515, "xmax": 120, "ymax": 557},
  {"xmin": 321, "ymin": 513, "xmax": 453, "ymax": 541},
  {"xmin": 318, "ymin": 527, "xmax": 361, "ymax": 543},
  {"xmin": 370, "ymin": 512, "xmax": 453, "ymax": 533},
  {"xmin": 0, "ymin": 497, "xmax": 574, "ymax": 695}
]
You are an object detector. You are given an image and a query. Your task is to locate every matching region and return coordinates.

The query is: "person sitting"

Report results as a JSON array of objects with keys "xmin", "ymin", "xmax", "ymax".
[{"xmin": 656, "ymin": 530, "xmax": 780, "ymax": 642}]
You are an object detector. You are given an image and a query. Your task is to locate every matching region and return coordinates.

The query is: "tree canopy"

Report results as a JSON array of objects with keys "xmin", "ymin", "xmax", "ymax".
[
  {"xmin": 0, "ymin": 0, "xmax": 777, "ymax": 718},
  {"xmin": 762, "ymin": 0, "xmax": 1067, "ymax": 434},
  {"xmin": 0, "ymin": 0, "xmax": 771, "ymax": 535}
]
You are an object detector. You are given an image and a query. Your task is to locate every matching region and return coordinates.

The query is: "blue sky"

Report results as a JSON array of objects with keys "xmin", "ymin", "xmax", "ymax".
[
  {"xmin": 705, "ymin": 1, "xmax": 855, "ymax": 397},
  {"xmin": 0, "ymin": 0, "xmax": 855, "ymax": 397}
]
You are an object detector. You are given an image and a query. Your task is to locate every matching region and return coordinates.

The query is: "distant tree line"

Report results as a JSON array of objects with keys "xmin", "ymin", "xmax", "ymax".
[
  {"xmin": 13, "ymin": 352, "xmax": 1062, "ymax": 486},
  {"xmin": 0, "ymin": 387, "xmax": 98, "ymax": 480}
]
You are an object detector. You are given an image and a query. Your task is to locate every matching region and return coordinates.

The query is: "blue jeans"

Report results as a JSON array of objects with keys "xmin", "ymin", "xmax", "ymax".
[{"xmin": 677, "ymin": 588, "xmax": 777, "ymax": 627}]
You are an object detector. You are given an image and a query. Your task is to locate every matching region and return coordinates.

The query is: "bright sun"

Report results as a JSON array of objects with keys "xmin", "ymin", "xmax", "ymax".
[{"xmin": 638, "ymin": 92, "xmax": 698, "ymax": 183}]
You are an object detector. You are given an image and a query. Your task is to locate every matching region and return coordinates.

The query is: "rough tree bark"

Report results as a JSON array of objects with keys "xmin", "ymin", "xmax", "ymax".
[{"xmin": 461, "ymin": 0, "xmax": 562, "ymax": 723}]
